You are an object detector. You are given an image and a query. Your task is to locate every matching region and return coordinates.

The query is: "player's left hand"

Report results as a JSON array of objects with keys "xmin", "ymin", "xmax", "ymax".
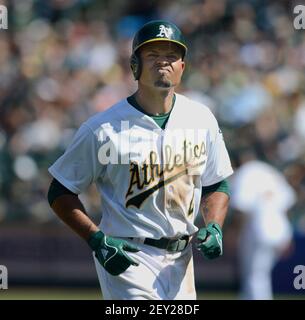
[{"xmin": 196, "ymin": 222, "xmax": 223, "ymax": 259}]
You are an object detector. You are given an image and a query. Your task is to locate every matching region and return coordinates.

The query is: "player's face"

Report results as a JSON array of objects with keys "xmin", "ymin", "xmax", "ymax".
[{"xmin": 138, "ymin": 41, "xmax": 185, "ymax": 89}]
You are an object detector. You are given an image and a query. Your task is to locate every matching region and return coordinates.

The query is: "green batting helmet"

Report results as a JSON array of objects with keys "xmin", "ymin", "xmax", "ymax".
[{"xmin": 130, "ymin": 20, "xmax": 187, "ymax": 80}]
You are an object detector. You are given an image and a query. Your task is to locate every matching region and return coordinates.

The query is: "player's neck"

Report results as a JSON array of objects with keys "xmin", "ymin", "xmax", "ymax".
[{"xmin": 134, "ymin": 88, "xmax": 175, "ymax": 115}]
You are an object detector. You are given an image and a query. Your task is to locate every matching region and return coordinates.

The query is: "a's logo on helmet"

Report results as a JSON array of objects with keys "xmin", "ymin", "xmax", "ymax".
[{"xmin": 156, "ymin": 25, "xmax": 173, "ymax": 38}]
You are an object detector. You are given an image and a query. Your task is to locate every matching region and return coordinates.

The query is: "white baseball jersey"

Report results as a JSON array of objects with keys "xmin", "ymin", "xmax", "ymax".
[
  {"xmin": 230, "ymin": 160, "xmax": 296, "ymax": 247},
  {"xmin": 49, "ymin": 93, "xmax": 233, "ymax": 239}
]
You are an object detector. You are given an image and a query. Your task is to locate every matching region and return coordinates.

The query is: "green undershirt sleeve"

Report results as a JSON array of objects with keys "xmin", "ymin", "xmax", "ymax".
[
  {"xmin": 47, "ymin": 178, "xmax": 77, "ymax": 206},
  {"xmin": 201, "ymin": 179, "xmax": 230, "ymax": 198}
]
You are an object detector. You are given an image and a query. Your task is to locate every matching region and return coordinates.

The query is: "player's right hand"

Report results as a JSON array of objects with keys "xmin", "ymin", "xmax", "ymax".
[{"xmin": 88, "ymin": 230, "xmax": 140, "ymax": 276}]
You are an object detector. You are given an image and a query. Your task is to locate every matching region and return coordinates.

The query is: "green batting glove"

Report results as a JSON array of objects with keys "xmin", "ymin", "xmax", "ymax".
[
  {"xmin": 196, "ymin": 222, "xmax": 223, "ymax": 260},
  {"xmin": 88, "ymin": 230, "xmax": 140, "ymax": 276}
]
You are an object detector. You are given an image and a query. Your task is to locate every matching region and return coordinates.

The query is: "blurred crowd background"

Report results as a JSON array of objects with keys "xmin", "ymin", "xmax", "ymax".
[{"xmin": 1, "ymin": 0, "xmax": 305, "ymax": 296}]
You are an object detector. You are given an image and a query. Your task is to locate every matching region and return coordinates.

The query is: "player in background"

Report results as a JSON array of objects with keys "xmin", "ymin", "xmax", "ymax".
[
  {"xmin": 230, "ymin": 148, "xmax": 296, "ymax": 300},
  {"xmin": 47, "ymin": 20, "xmax": 233, "ymax": 300}
]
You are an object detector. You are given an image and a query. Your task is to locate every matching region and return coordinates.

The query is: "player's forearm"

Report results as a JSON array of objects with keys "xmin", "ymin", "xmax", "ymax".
[
  {"xmin": 51, "ymin": 194, "xmax": 99, "ymax": 241},
  {"xmin": 201, "ymin": 192, "xmax": 229, "ymax": 228}
]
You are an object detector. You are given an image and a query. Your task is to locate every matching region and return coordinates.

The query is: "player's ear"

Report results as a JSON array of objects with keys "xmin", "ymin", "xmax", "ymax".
[
  {"xmin": 180, "ymin": 60, "xmax": 185, "ymax": 72},
  {"xmin": 130, "ymin": 53, "xmax": 141, "ymax": 80}
]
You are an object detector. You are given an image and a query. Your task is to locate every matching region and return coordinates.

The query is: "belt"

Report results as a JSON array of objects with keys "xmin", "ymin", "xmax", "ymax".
[{"xmin": 132, "ymin": 235, "xmax": 190, "ymax": 252}]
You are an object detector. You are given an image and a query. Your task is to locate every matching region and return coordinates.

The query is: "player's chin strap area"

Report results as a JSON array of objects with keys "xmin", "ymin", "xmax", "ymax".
[{"xmin": 128, "ymin": 235, "xmax": 191, "ymax": 253}]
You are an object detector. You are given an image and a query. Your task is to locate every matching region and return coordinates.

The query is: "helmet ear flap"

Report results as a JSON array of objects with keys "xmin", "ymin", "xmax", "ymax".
[{"xmin": 130, "ymin": 53, "xmax": 141, "ymax": 80}]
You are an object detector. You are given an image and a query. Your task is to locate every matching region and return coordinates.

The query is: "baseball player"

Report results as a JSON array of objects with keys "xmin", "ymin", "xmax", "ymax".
[
  {"xmin": 230, "ymin": 154, "xmax": 296, "ymax": 300},
  {"xmin": 47, "ymin": 20, "xmax": 233, "ymax": 300}
]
